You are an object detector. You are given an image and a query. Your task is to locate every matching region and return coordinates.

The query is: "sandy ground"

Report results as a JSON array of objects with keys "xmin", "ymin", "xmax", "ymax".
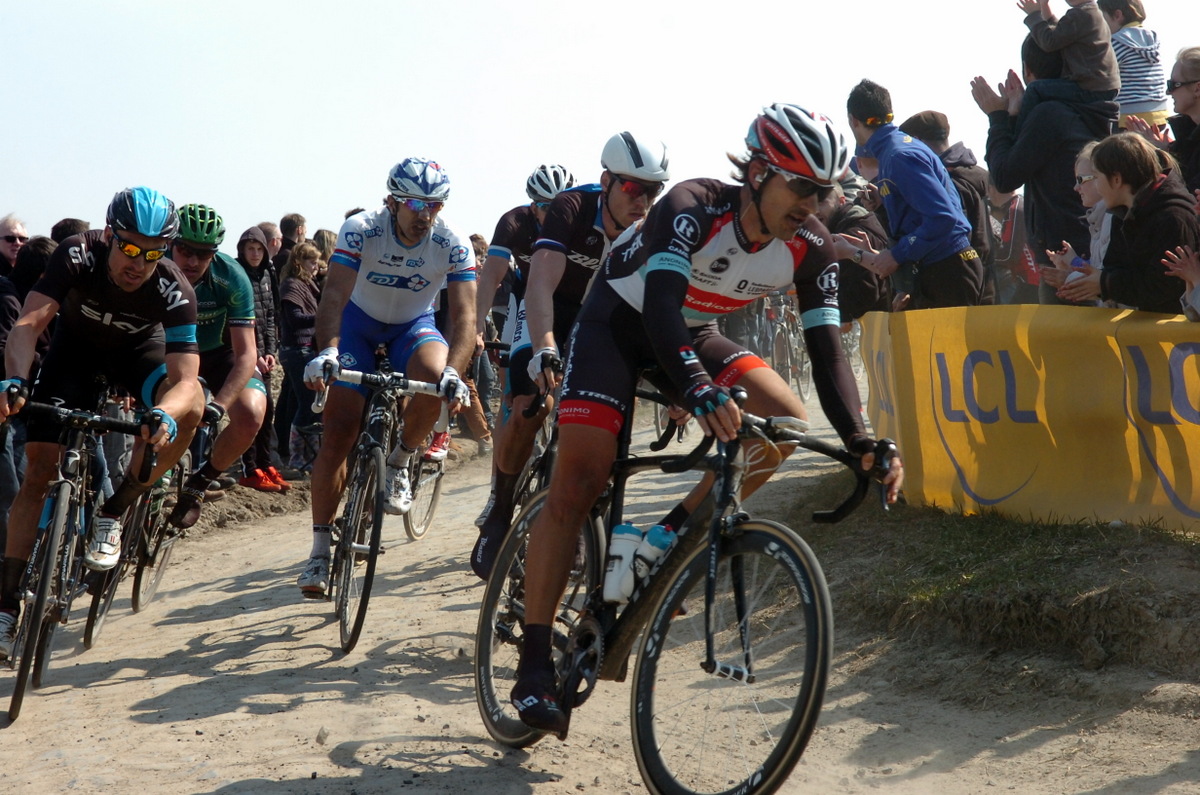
[{"xmin": 5, "ymin": 414, "xmax": 1200, "ymax": 794}]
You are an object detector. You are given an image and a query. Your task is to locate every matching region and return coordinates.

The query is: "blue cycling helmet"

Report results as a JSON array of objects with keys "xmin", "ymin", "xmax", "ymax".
[
  {"xmin": 106, "ymin": 186, "xmax": 180, "ymax": 239},
  {"xmin": 387, "ymin": 158, "xmax": 451, "ymax": 201}
]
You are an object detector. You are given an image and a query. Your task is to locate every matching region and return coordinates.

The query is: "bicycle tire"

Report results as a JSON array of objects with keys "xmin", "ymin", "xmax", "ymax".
[
  {"xmin": 132, "ymin": 454, "xmax": 188, "ymax": 613},
  {"xmin": 336, "ymin": 444, "xmax": 385, "ymax": 653},
  {"xmin": 795, "ymin": 328, "xmax": 813, "ymax": 403},
  {"xmin": 630, "ymin": 520, "xmax": 833, "ymax": 795},
  {"xmin": 844, "ymin": 321, "xmax": 865, "ymax": 381},
  {"xmin": 474, "ymin": 490, "xmax": 600, "ymax": 748},
  {"xmin": 84, "ymin": 494, "xmax": 145, "ymax": 648},
  {"xmin": 9, "ymin": 482, "xmax": 71, "ymax": 721},
  {"xmin": 772, "ymin": 326, "xmax": 794, "ymax": 398},
  {"xmin": 403, "ymin": 457, "xmax": 444, "ymax": 541}
]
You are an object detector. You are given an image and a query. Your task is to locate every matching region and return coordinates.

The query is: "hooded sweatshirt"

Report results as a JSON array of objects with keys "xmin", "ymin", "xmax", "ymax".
[
  {"xmin": 1099, "ymin": 171, "xmax": 1200, "ymax": 313},
  {"xmin": 939, "ymin": 142, "xmax": 992, "ymax": 267},
  {"xmin": 236, "ymin": 226, "xmax": 278, "ymax": 359},
  {"xmin": 1111, "ymin": 23, "xmax": 1168, "ymax": 115}
]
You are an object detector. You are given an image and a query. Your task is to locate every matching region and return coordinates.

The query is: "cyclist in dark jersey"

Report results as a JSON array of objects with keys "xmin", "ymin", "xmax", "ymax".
[
  {"xmin": 507, "ymin": 106, "xmax": 905, "ymax": 736},
  {"xmin": 471, "ymin": 134, "xmax": 670, "ymax": 580},
  {"xmin": 165, "ymin": 204, "xmax": 269, "ymax": 529},
  {"xmin": 472, "ymin": 164, "xmax": 576, "ymax": 528},
  {"xmin": 0, "ymin": 187, "xmax": 203, "ymax": 660}
]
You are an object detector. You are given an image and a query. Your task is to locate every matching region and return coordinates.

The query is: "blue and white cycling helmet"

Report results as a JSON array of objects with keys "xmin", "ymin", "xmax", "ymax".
[
  {"xmin": 526, "ymin": 164, "xmax": 576, "ymax": 202},
  {"xmin": 387, "ymin": 157, "xmax": 452, "ymax": 201},
  {"xmin": 106, "ymin": 186, "xmax": 180, "ymax": 239}
]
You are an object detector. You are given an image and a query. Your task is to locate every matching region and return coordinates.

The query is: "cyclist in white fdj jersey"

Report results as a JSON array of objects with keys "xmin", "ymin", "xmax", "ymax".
[
  {"xmin": 296, "ymin": 158, "xmax": 476, "ymax": 598},
  {"xmin": 506, "ymin": 105, "xmax": 905, "ymax": 735},
  {"xmin": 470, "ymin": 134, "xmax": 670, "ymax": 580}
]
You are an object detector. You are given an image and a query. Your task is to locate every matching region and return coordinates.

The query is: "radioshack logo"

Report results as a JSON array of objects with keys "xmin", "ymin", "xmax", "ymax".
[{"xmin": 673, "ymin": 214, "xmax": 699, "ymax": 246}]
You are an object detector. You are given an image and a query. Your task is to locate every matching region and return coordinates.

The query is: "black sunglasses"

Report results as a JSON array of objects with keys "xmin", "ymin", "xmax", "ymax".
[
  {"xmin": 2, "ymin": 235, "xmax": 29, "ymax": 244},
  {"xmin": 1167, "ymin": 78, "xmax": 1199, "ymax": 93}
]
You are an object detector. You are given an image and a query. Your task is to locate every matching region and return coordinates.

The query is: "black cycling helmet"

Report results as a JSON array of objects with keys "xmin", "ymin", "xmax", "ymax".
[
  {"xmin": 177, "ymin": 203, "xmax": 226, "ymax": 249},
  {"xmin": 106, "ymin": 186, "xmax": 180, "ymax": 239}
]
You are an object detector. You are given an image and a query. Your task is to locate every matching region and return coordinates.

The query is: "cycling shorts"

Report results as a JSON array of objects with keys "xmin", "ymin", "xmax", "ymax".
[
  {"xmin": 335, "ymin": 302, "xmax": 445, "ymax": 397},
  {"xmin": 199, "ymin": 346, "xmax": 267, "ymax": 398},
  {"xmin": 557, "ymin": 281, "xmax": 767, "ymax": 435},
  {"xmin": 27, "ymin": 333, "xmax": 170, "ymax": 444},
  {"xmin": 507, "ymin": 295, "xmax": 581, "ymax": 399}
]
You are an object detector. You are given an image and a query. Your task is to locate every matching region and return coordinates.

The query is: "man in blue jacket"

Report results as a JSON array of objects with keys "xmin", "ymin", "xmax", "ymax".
[{"xmin": 845, "ymin": 79, "xmax": 985, "ymax": 309}]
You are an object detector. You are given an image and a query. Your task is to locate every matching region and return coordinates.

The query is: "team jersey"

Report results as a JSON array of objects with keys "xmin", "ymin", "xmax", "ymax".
[
  {"xmin": 192, "ymin": 251, "xmax": 256, "ymax": 353},
  {"xmin": 531, "ymin": 185, "xmax": 610, "ymax": 307},
  {"xmin": 34, "ymin": 229, "xmax": 198, "ymax": 354},
  {"xmin": 331, "ymin": 206, "xmax": 476, "ymax": 325},
  {"xmin": 488, "ymin": 204, "xmax": 540, "ymax": 283},
  {"xmin": 602, "ymin": 178, "xmax": 841, "ymax": 329}
]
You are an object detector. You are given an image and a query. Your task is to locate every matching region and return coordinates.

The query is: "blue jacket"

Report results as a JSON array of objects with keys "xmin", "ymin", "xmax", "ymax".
[{"xmin": 860, "ymin": 124, "xmax": 972, "ymax": 266}]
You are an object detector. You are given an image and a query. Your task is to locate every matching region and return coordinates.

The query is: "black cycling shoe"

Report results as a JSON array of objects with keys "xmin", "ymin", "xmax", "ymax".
[
  {"xmin": 168, "ymin": 474, "xmax": 208, "ymax": 529},
  {"xmin": 511, "ymin": 670, "xmax": 569, "ymax": 739}
]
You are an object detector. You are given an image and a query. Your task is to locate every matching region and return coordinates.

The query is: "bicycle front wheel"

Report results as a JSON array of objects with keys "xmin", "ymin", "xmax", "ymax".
[
  {"xmin": 795, "ymin": 331, "xmax": 813, "ymax": 402},
  {"xmin": 85, "ymin": 498, "xmax": 143, "ymax": 648},
  {"xmin": 133, "ymin": 453, "xmax": 188, "ymax": 613},
  {"xmin": 9, "ymin": 482, "xmax": 71, "ymax": 721},
  {"xmin": 630, "ymin": 520, "xmax": 833, "ymax": 795},
  {"xmin": 403, "ymin": 457, "xmax": 444, "ymax": 540},
  {"xmin": 337, "ymin": 444, "xmax": 385, "ymax": 653}
]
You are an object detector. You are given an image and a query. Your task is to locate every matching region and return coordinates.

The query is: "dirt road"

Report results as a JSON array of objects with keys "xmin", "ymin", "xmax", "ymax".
[{"xmin": 5, "ymin": 420, "xmax": 1200, "ymax": 794}]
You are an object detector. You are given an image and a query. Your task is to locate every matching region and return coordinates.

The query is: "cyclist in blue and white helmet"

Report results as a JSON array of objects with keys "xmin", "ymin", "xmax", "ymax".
[
  {"xmin": 387, "ymin": 156, "xmax": 452, "ymax": 201},
  {"xmin": 525, "ymin": 164, "xmax": 576, "ymax": 204}
]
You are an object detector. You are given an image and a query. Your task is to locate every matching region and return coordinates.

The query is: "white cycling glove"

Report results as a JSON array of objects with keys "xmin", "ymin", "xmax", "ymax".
[
  {"xmin": 304, "ymin": 347, "xmax": 341, "ymax": 386},
  {"xmin": 526, "ymin": 346, "xmax": 559, "ymax": 384},
  {"xmin": 438, "ymin": 365, "xmax": 471, "ymax": 406}
]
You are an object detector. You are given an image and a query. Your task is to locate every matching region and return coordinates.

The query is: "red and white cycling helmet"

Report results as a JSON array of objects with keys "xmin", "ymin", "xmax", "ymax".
[{"xmin": 746, "ymin": 104, "xmax": 850, "ymax": 186}]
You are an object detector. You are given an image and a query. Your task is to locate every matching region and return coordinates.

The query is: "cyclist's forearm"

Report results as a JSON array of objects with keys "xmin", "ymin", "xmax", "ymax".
[{"xmin": 4, "ymin": 324, "xmax": 39, "ymax": 381}]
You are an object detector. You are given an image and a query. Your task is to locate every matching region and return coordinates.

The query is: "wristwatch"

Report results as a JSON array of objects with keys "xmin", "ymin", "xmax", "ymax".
[{"xmin": 852, "ymin": 249, "xmax": 864, "ymax": 265}]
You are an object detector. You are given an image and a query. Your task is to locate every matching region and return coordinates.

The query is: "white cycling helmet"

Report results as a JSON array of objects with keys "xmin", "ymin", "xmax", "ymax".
[
  {"xmin": 746, "ymin": 104, "xmax": 850, "ymax": 186},
  {"xmin": 526, "ymin": 164, "xmax": 576, "ymax": 202},
  {"xmin": 387, "ymin": 157, "xmax": 452, "ymax": 201},
  {"xmin": 601, "ymin": 132, "xmax": 670, "ymax": 182}
]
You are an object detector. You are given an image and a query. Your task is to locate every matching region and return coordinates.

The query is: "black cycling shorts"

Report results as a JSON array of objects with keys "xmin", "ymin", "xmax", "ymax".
[{"xmin": 507, "ymin": 296, "xmax": 582, "ymax": 399}]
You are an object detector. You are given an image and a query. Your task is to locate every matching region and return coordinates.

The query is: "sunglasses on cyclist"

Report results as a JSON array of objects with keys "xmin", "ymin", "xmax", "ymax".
[
  {"xmin": 397, "ymin": 197, "xmax": 444, "ymax": 214},
  {"xmin": 613, "ymin": 175, "xmax": 664, "ymax": 201},
  {"xmin": 534, "ymin": 201, "xmax": 551, "ymax": 209},
  {"xmin": 1166, "ymin": 78, "xmax": 1199, "ymax": 93},
  {"xmin": 173, "ymin": 241, "xmax": 218, "ymax": 261},
  {"xmin": 2, "ymin": 235, "xmax": 29, "ymax": 244},
  {"xmin": 766, "ymin": 165, "xmax": 834, "ymax": 202},
  {"xmin": 112, "ymin": 230, "xmax": 169, "ymax": 262}
]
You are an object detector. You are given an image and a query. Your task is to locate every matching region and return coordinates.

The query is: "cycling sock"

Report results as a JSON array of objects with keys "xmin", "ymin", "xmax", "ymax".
[
  {"xmin": 197, "ymin": 461, "xmax": 223, "ymax": 483},
  {"xmin": 659, "ymin": 503, "xmax": 690, "ymax": 533},
  {"xmin": 101, "ymin": 476, "xmax": 146, "ymax": 518},
  {"xmin": 517, "ymin": 624, "xmax": 554, "ymax": 679},
  {"xmin": 1, "ymin": 557, "xmax": 26, "ymax": 612},
  {"xmin": 471, "ymin": 470, "xmax": 524, "ymax": 581},
  {"xmin": 309, "ymin": 525, "xmax": 333, "ymax": 558},
  {"xmin": 387, "ymin": 442, "xmax": 416, "ymax": 469},
  {"xmin": 490, "ymin": 469, "xmax": 520, "ymax": 525}
]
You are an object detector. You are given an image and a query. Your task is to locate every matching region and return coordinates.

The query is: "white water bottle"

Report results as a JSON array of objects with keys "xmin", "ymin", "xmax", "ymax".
[
  {"xmin": 625, "ymin": 524, "xmax": 675, "ymax": 597},
  {"xmin": 603, "ymin": 523, "xmax": 644, "ymax": 604}
]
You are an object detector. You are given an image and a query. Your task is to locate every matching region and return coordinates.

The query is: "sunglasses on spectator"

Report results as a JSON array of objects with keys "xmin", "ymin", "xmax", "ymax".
[
  {"xmin": 112, "ymin": 230, "xmax": 169, "ymax": 262},
  {"xmin": 613, "ymin": 175, "xmax": 664, "ymax": 201},
  {"xmin": 2, "ymin": 235, "xmax": 29, "ymax": 244},
  {"xmin": 398, "ymin": 198, "xmax": 444, "ymax": 214},
  {"xmin": 174, "ymin": 241, "xmax": 218, "ymax": 261},
  {"xmin": 1167, "ymin": 79, "xmax": 1200, "ymax": 93},
  {"xmin": 1074, "ymin": 174, "xmax": 1097, "ymax": 186},
  {"xmin": 766, "ymin": 165, "xmax": 834, "ymax": 202}
]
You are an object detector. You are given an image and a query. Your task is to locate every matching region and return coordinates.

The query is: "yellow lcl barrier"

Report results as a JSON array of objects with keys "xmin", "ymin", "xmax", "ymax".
[{"xmin": 860, "ymin": 305, "xmax": 1200, "ymax": 531}]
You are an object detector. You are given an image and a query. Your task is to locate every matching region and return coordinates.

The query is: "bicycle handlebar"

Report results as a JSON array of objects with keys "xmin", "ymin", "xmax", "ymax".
[{"xmin": 311, "ymin": 365, "xmax": 442, "ymax": 415}]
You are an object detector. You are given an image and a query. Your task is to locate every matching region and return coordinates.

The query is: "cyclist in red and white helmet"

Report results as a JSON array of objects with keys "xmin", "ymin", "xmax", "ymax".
[
  {"xmin": 505, "ymin": 105, "xmax": 903, "ymax": 737},
  {"xmin": 470, "ymin": 133, "xmax": 670, "ymax": 580}
]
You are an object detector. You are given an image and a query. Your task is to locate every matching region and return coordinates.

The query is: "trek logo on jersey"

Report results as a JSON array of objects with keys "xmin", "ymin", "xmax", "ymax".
[
  {"xmin": 449, "ymin": 245, "xmax": 469, "ymax": 265},
  {"xmin": 366, "ymin": 271, "xmax": 431, "ymax": 292},
  {"xmin": 432, "ymin": 233, "xmax": 451, "ymax": 249},
  {"xmin": 79, "ymin": 303, "xmax": 153, "ymax": 334},
  {"xmin": 345, "ymin": 232, "xmax": 364, "ymax": 251},
  {"xmin": 673, "ymin": 214, "xmax": 700, "ymax": 246},
  {"xmin": 364, "ymin": 226, "xmax": 383, "ymax": 239},
  {"xmin": 157, "ymin": 276, "xmax": 190, "ymax": 311}
]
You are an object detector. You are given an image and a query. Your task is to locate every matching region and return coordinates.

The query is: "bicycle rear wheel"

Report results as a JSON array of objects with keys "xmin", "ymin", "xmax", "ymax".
[
  {"xmin": 772, "ymin": 326, "xmax": 794, "ymax": 397},
  {"xmin": 474, "ymin": 490, "xmax": 600, "ymax": 748},
  {"xmin": 630, "ymin": 520, "xmax": 833, "ymax": 795},
  {"xmin": 403, "ymin": 456, "xmax": 444, "ymax": 540},
  {"xmin": 9, "ymin": 482, "xmax": 71, "ymax": 721},
  {"xmin": 794, "ymin": 328, "xmax": 812, "ymax": 402},
  {"xmin": 336, "ymin": 444, "xmax": 385, "ymax": 653}
]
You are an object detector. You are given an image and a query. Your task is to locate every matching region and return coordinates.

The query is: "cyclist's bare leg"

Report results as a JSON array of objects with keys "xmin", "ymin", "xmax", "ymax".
[
  {"xmin": 493, "ymin": 392, "xmax": 551, "ymax": 476},
  {"xmin": 396, "ymin": 340, "xmax": 446, "ymax": 451},
  {"xmin": 3, "ymin": 441, "xmax": 61, "ymax": 561},
  {"xmin": 734, "ymin": 365, "xmax": 808, "ymax": 499},
  {"xmin": 206, "ymin": 387, "xmax": 267, "ymax": 472},
  {"xmin": 309, "ymin": 386, "xmax": 367, "ymax": 525}
]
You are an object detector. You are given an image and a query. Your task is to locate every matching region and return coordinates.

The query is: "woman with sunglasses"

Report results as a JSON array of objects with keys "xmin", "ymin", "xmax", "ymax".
[
  {"xmin": 505, "ymin": 104, "xmax": 904, "ymax": 736},
  {"xmin": 1129, "ymin": 46, "xmax": 1200, "ymax": 197}
]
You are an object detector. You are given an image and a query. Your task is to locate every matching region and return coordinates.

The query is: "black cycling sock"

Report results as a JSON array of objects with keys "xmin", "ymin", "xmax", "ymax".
[
  {"xmin": 198, "ymin": 461, "xmax": 223, "ymax": 483},
  {"xmin": 1, "ymin": 557, "xmax": 26, "ymax": 611},
  {"xmin": 517, "ymin": 624, "xmax": 555, "ymax": 679},
  {"xmin": 659, "ymin": 503, "xmax": 690, "ymax": 533},
  {"xmin": 489, "ymin": 469, "xmax": 521, "ymax": 526},
  {"xmin": 101, "ymin": 476, "xmax": 147, "ymax": 518}
]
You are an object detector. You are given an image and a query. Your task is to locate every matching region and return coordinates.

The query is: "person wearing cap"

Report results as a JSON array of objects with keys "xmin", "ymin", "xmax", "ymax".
[
  {"xmin": 166, "ymin": 205, "xmax": 271, "ymax": 529},
  {"xmin": 470, "ymin": 137, "xmax": 670, "ymax": 582},
  {"xmin": 843, "ymin": 80, "xmax": 985, "ymax": 309},
  {"xmin": 0, "ymin": 187, "xmax": 203, "ymax": 659},
  {"xmin": 898, "ymin": 110, "xmax": 996, "ymax": 304}
]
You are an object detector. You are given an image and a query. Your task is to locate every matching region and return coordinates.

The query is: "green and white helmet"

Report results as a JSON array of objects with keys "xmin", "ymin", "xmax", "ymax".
[{"xmin": 177, "ymin": 204, "xmax": 226, "ymax": 249}]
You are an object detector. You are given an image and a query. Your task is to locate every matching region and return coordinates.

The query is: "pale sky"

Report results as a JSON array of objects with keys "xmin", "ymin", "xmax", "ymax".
[{"xmin": 2, "ymin": 0, "xmax": 1194, "ymax": 252}]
